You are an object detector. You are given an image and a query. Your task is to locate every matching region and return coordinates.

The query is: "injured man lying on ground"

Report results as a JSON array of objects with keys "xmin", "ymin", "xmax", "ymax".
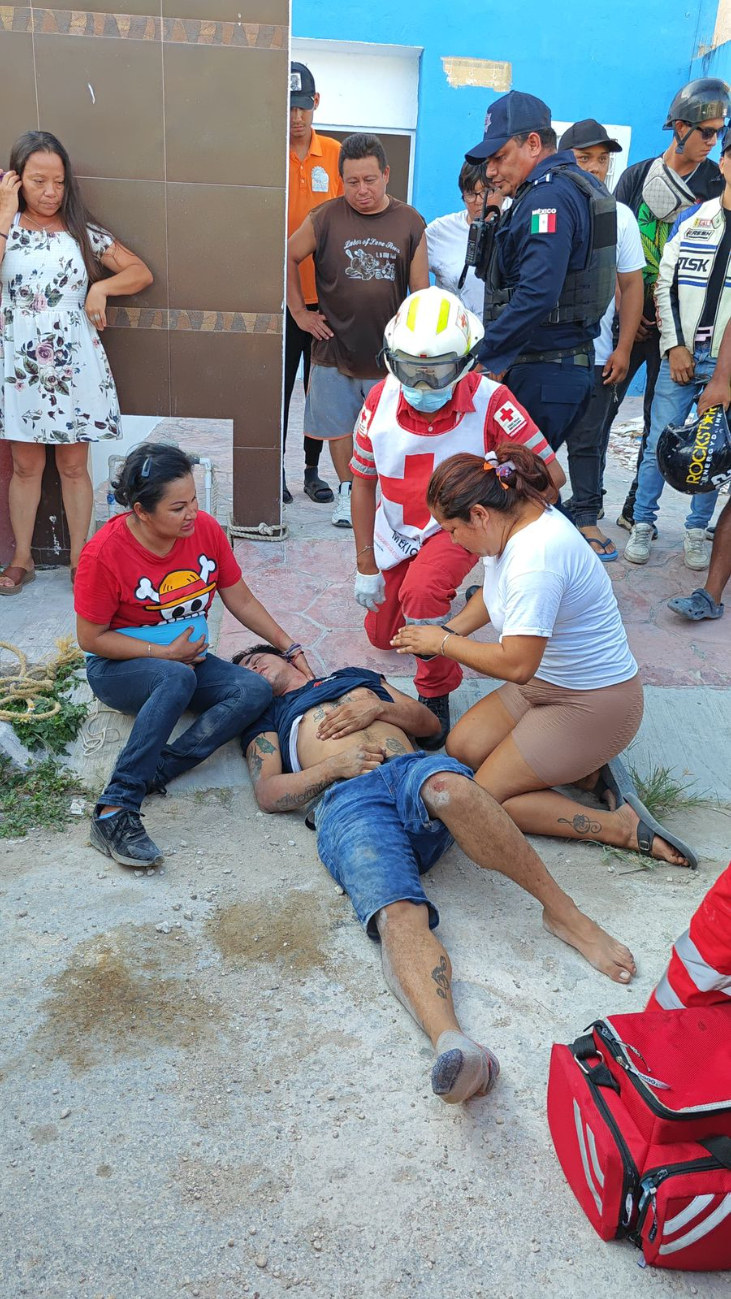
[{"xmin": 235, "ymin": 646, "xmax": 637, "ymax": 1105}]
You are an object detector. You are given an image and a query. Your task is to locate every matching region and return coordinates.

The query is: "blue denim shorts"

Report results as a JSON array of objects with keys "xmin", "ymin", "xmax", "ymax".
[{"xmin": 314, "ymin": 751, "xmax": 474, "ymax": 938}]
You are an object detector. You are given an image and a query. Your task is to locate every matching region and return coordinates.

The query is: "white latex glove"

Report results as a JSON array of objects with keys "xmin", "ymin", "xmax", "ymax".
[{"xmin": 354, "ymin": 570, "xmax": 386, "ymax": 613}]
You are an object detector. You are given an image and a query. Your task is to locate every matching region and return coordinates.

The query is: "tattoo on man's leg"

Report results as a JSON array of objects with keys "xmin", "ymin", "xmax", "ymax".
[
  {"xmin": 431, "ymin": 955, "xmax": 450, "ymax": 999},
  {"xmin": 558, "ymin": 813, "xmax": 602, "ymax": 835}
]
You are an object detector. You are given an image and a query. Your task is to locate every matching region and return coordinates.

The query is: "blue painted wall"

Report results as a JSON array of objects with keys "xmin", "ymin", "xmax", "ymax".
[
  {"xmin": 295, "ymin": 0, "xmax": 718, "ymax": 223},
  {"xmin": 692, "ymin": 34, "xmax": 731, "ymax": 87}
]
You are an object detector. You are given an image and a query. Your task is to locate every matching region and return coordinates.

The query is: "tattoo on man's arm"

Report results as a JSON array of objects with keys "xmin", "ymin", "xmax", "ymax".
[
  {"xmin": 558, "ymin": 814, "xmax": 602, "ymax": 836},
  {"xmin": 431, "ymin": 955, "xmax": 450, "ymax": 1000},
  {"xmin": 246, "ymin": 735, "xmax": 276, "ymax": 783},
  {"xmin": 273, "ymin": 778, "xmax": 331, "ymax": 811}
]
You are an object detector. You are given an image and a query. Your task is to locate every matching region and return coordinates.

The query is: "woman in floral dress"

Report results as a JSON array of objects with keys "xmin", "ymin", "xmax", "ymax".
[{"xmin": 0, "ymin": 131, "xmax": 152, "ymax": 593}]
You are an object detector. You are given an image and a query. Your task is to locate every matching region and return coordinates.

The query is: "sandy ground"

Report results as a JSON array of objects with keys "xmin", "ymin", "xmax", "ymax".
[
  {"xmin": 1, "ymin": 394, "xmax": 730, "ymax": 1297},
  {"xmin": 2, "ymin": 785, "xmax": 730, "ymax": 1299}
]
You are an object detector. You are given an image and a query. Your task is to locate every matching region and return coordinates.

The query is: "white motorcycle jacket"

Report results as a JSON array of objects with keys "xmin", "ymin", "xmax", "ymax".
[{"xmin": 655, "ymin": 197, "xmax": 731, "ymax": 359}]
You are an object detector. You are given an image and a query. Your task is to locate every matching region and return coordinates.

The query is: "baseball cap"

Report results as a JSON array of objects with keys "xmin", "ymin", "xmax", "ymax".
[
  {"xmin": 290, "ymin": 62, "xmax": 316, "ymax": 109},
  {"xmin": 722, "ymin": 125, "xmax": 731, "ymax": 153},
  {"xmin": 466, "ymin": 90, "xmax": 552, "ymax": 162},
  {"xmin": 559, "ymin": 119, "xmax": 622, "ymax": 152}
]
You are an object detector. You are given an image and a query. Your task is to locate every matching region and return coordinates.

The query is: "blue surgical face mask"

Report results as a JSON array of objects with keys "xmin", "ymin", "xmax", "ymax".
[{"xmin": 402, "ymin": 385, "xmax": 454, "ymax": 413}]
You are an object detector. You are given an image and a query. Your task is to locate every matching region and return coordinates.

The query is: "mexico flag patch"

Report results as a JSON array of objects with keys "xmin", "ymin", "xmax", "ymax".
[{"xmin": 531, "ymin": 208, "xmax": 557, "ymax": 234}]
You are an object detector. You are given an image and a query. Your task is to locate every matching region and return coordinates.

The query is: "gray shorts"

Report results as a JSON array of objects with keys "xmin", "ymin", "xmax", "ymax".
[{"xmin": 303, "ymin": 364, "xmax": 380, "ymax": 440}]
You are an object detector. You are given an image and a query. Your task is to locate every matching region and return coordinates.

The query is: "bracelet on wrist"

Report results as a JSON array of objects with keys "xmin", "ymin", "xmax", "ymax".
[
  {"xmin": 283, "ymin": 642, "xmax": 304, "ymax": 662},
  {"xmin": 439, "ymin": 630, "xmax": 460, "ymax": 657}
]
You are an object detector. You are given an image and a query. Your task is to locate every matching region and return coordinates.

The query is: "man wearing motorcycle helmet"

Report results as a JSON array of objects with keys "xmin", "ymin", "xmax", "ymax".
[
  {"xmin": 665, "ymin": 317, "xmax": 731, "ymax": 621},
  {"xmin": 613, "ymin": 78, "xmax": 729, "ymax": 533},
  {"xmin": 624, "ymin": 121, "xmax": 731, "ymax": 569},
  {"xmin": 349, "ymin": 287, "xmax": 565, "ymax": 747}
]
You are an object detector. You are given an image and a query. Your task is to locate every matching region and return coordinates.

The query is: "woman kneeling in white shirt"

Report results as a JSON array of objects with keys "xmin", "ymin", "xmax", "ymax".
[{"xmin": 393, "ymin": 447, "xmax": 696, "ymax": 875}]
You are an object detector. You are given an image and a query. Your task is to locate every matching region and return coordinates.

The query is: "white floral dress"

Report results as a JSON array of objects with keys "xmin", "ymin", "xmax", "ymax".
[{"xmin": 0, "ymin": 215, "xmax": 122, "ymax": 444}]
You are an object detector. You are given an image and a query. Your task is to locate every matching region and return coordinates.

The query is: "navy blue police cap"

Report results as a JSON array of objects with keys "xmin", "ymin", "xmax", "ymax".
[{"xmin": 466, "ymin": 91, "xmax": 552, "ymax": 162}]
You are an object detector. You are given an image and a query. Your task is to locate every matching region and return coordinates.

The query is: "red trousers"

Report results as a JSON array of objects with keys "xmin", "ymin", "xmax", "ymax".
[{"xmin": 365, "ymin": 529, "xmax": 477, "ymax": 697}]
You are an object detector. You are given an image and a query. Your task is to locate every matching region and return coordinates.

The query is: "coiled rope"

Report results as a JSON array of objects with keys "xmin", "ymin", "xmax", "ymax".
[{"xmin": 0, "ymin": 637, "xmax": 84, "ymax": 723}]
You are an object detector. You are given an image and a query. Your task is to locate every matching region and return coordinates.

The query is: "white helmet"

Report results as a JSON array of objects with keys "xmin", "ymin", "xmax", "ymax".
[{"xmin": 380, "ymin": 287, "xmax": 485, "ymax": 390}]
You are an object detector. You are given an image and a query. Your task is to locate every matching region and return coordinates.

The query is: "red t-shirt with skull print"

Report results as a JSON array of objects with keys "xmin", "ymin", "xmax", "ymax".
[{"xmin": 74, "ymin": 510, "xmax": 242, "ymax": 630}]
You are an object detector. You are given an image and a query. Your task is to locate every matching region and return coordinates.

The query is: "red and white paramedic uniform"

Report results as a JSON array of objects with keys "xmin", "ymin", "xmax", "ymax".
[
  {"xmin": 350, "ymin": 370, "xmax": 556, "ymax": 697},
  {"xmin": 647, "ymin": 862, "xmax": 731, "ymax": 1011}
]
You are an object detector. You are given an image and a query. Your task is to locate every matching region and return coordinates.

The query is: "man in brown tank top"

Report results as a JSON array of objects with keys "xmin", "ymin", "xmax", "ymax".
[{"xmin": 287, "ymin": 133, "xmax": 429, "ymax": 528}]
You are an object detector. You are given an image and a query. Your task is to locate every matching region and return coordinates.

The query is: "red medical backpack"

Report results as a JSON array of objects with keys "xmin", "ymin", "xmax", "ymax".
[{"xmin": 547, "ymin": 1007, "xmax": 731, "ymax": 1269}]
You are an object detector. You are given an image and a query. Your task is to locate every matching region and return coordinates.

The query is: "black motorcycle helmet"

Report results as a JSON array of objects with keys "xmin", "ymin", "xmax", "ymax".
[
  {"xmin": 657, "ymin": 405, "xmax": 731, "ymax": 494},
  {"xmin": 664, "ymin": 78, "xmax": 730, "ymax": 153}
]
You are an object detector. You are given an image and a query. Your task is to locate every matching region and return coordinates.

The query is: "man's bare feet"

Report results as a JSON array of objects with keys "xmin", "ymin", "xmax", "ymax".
[
  {"xmin": 613, "ymin": 803, "xmax": 689, "ymax": 866},
  {"xmin": 431, "ymin": 1031, "xmax": 500, "ymax": 1104},
  {"xmin": 543, "ymin": 907, "xmax": 636, "ymax": 983}
]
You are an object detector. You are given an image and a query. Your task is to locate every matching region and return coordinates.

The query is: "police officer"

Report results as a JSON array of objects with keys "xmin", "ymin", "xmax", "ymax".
[{"xmin": 465, "ymin": 90, "xmax": 616, "ymax": 450}]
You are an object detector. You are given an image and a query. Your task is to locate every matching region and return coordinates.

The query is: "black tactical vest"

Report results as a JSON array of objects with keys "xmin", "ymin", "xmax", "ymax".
[{"xmin": 483, "ymin": 164, "xmax": 617, "ymax": 328}]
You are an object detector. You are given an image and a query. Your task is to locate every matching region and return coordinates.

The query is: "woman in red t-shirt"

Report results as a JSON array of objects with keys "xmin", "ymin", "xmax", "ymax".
[{"xmin": 74, "ymin": 442, "xmax": 313, "ymax": 868}]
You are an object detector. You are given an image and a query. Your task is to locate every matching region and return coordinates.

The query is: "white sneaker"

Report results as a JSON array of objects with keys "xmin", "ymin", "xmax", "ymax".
[
  {"xmin": 624, "ymin": 522, "xmax": 654, "ymax": 564},
  {"xmin": 331, "ymin": 482, "xmax": 352, "ymax": 528},
  {"xmin": 684, "ymin": 527, "xmax": 709, "ymax": 571}
]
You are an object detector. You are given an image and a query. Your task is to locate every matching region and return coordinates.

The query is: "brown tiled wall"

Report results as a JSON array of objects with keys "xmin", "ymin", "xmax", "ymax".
[{"xmin": 0, "ymin": 0, "xmax": 288, "ymax": 537}]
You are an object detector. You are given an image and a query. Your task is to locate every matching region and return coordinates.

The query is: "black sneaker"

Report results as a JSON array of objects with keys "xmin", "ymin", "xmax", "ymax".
[
  {"xmin": 146, "ymin": 767, "xmax": 168, "ymax": 797},
  {"xmin": 89, "ymin": 810, "xmax": 164, "ymax": 867},
  {"xmin": 417, "ymin": 693, "xmax": 450, "ymax": 751}
]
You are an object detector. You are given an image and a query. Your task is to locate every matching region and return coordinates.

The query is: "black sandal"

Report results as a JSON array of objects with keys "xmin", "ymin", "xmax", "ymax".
[
  {"xmin": 303, "ymin": 470, "xmax": 334, "ymax": 504},
  {"xmin": 603, "ymin": 758, "xmax": 698, "ymax": 869}
]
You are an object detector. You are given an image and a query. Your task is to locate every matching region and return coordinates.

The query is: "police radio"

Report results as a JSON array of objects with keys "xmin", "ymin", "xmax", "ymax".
[{"xmin": 459, "ymin": 194, "xmax": 503, "ymax": 288}]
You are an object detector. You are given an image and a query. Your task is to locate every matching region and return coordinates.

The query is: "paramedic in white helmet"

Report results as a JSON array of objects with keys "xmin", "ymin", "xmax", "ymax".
[{"xmin": 350, "ymin": 287, "xmax": 564, "ymax": 747}]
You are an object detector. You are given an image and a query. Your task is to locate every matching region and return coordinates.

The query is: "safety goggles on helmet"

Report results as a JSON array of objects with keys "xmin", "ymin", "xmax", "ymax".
[
  {"xmin": 379, "ymin": 346, "xmax": 480, "ymax": 390},
  {"xmin": 380, "ymin": 287, "xmax": 485, "ymax": 390}
]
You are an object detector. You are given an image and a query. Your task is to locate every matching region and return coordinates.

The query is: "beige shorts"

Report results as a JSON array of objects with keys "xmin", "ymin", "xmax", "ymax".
[{"xmin": 497, "ymin": 673, "xmax": 644, "ymax": 786}]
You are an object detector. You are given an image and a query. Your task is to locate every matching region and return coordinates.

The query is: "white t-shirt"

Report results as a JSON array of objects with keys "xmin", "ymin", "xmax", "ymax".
[
  {"xmin": 595, "ymin": 201, "xmax": 645, "ymax": 366},
  {"xmin": 481, "ymin": 507, "xmax": 638, "ymax": 690},
  {"xmin": 426, "ymin": 209, "xmax": 484, "ymax": 316}
]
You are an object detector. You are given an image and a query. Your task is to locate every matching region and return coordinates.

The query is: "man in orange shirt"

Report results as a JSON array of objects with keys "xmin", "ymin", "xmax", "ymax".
[{"xmin": 284, "ymin": 64, "xmax": 343, "ymax": 506}]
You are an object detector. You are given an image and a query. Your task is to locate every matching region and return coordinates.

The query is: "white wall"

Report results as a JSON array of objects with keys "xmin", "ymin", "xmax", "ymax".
[{"xmin": 291, "ymin": 37, "xmax": 421, "ymax": 133}]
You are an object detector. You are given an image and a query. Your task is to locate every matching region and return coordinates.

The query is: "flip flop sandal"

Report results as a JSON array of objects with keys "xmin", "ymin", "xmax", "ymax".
[
  {"xmin": 0, "ymin": 565, "xmax": 36, "ymax": 596},
  {"xmin": 625, "ymin": 793, "xmax": 698, "ymax": 870},
  {"xmin": 584, "ymin": 535, "xmax": 618, "ymax": 562},
  {"xmin": 667, "ymin": 589, "xmax": 724, "ymax": 621},
  {"xmin": 303, "ymin": 473, "xmax": 334, "ymax": 504},
  {"xmin": 594, "ymin": 761, "xmax": 626, "ymax": 810},
  {"xmin": 604, "ymin": 757, "xmax": 698, "ymax": 869}
]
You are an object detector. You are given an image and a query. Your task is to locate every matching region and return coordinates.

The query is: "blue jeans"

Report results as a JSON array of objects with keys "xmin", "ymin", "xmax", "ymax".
[
  {"xmin": 314, "ymin": 751, "xmax": 474, "ymax": 938},
  {"xmin": 86, "ymin": 652, "xmax": 272, "ymax": 812},
  {"xmin": 634, "ymin": 344, "xmax": 719, "ymax": 529}
]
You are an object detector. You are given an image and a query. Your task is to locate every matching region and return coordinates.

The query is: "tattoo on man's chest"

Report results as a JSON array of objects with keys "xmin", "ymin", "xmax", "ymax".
[
  {"xmin": 384, "ymin": 737, "xmax": 408, "ymax": 755},
  {"xmin": 311, "ymin": 691, "xmax": 359, "ymax": 723}
]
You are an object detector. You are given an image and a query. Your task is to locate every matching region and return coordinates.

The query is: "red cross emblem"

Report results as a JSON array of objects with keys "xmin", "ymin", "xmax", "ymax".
[
  {"xmin": 380, "ymin": 453, "xmax": 435, "ymax": 529},
  {"xmin": 499, "ymin": 404, "xmax": 516, "ymax": 422}
]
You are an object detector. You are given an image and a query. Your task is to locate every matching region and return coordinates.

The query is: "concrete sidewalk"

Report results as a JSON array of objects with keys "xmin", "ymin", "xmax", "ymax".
[{"xmin": 1, "ymin": 392, "xmax": 729, "ymax": 1299}]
